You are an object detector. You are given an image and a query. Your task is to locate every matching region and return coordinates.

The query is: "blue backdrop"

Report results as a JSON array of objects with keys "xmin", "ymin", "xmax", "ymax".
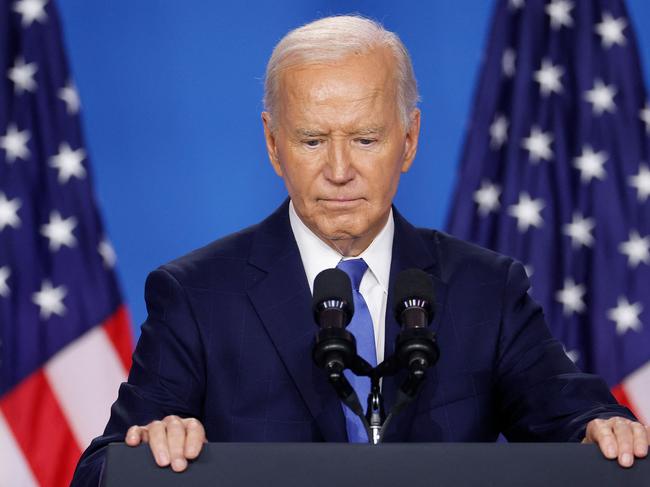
[{"xmin": 55, "ymin": 1, "xmax": 650, "ymax": 336}]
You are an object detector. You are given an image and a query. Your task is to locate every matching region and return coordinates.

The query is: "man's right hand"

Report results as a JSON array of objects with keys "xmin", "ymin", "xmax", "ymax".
[{"xmin": 125, "ymin": 415, "xmax": 206, "ymax": 472}]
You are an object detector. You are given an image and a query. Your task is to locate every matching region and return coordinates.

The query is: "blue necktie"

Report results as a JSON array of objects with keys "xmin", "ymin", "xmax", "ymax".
[{"xmin": 337, "ymin": 258, "xmax": 377, "ymax": 443}]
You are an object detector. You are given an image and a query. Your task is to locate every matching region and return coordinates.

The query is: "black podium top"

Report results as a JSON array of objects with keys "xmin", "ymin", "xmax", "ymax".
[{"xmin": 101, "ymin": 442, "xmax": 649, "ymax": 487}]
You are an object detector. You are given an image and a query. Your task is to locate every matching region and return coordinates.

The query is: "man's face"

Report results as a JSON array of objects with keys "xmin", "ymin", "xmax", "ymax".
[{"xmin": 262, "ymin": 47, "xmax": 420, "ymax": 256}]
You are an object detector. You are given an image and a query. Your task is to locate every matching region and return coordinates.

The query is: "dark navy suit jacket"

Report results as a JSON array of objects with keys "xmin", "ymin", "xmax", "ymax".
[{"xmin": 71, "ymin": 200, "xmax": 633, "ymax": 485}]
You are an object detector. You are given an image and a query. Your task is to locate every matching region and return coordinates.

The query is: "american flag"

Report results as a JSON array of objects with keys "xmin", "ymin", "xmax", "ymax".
[
  {"xmin": 0, "ymin": 0, "xmax": 133, "ymax": 485},
  {"xmin": 447, "ymin": 0, "xmax": 650, "ymax": 423}
]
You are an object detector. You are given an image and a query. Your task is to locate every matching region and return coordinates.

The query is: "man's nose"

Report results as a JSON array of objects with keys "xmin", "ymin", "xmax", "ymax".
[{"xmin": 323, "ymin": 140, "xmax": 354, "ymax": 184}]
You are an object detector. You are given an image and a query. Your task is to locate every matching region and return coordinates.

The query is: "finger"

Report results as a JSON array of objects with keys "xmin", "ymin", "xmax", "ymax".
[
  {"xmin": 612, "ymin": 419, "xmax": 635, "ymax": 467},
  {"xmin": 147, "ymin": 420, "xmax": 171, "ymax": 467},
  {"xmin": 183, "ymin": 418, "xmax": 206, "ymax": 459},
  {"xmin": 125, "ymin": 425, "xmax": 142, "ymax": 446},
  {"xmin": 586, "ymin": 419, "xmax": 618, "ymax": 459},
  {"xmin": 632, "ymin": 422, "xmax": 648, "ymax": 458},
  {"xmin": 164, "ymin": 416, "xmax": 188, "ymax": 472}
]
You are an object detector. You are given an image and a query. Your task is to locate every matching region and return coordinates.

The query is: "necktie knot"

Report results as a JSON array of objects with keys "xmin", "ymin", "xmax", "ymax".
[{"xmin": 337, "ymin": 258, "xmax": 368, "ymax": 291}]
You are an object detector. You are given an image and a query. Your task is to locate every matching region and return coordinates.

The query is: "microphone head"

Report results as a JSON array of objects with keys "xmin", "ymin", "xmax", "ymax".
[
  {"xmin": 393, "ymin": 268, "xmax": 435, "ymax": 324},
  {"xmin": 312, "ymin": 268, "xmax": 354, "ymax": 325}
]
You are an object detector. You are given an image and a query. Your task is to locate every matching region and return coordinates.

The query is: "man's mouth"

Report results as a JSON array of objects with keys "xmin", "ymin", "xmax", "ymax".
[{"xmin": 319, "ymin": 197, "xmax": 364, "ymax": 207}]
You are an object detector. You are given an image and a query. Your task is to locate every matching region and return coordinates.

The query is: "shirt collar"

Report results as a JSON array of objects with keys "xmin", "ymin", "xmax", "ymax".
[{"xmin": 289, "ymin": 200, "xmax": 394, "ymax": 294}]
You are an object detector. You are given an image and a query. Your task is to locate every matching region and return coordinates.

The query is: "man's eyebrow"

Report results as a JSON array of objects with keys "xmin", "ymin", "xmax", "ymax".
[
  {"xmin": 348, "ymin": 126, "xmax": 385, "ymax": 136},
  {"xmin": 294, "ymin": 126, "xmax": 385, "ymax": 137},
  {"xmin": 295, "ymin": 128, "xmax": 329, "ymax": 137}
]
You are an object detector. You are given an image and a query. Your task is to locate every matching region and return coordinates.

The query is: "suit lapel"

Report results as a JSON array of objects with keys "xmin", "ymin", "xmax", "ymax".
[
  {"xmin": 246, "ymin": 201, "xmax": 347, "ymax": 442},
  {"xmin": 381, "ymin": 208, "xmax": 448, "ymax": 442}
]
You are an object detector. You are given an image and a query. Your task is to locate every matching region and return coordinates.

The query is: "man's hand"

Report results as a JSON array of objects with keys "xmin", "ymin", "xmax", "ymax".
[
  {"xmin": 582, "ymin": 417, "xmax": 649, "ymax": 467},
  {"xmin": 125, "ymin": 415, "xmax": 206, "ymax": 472}
]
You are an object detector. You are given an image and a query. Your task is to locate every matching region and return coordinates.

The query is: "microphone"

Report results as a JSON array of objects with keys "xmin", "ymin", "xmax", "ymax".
[
  {"xmin": 311, "ymin": 268, "xmax": 356, "ymax": 378},
  {"xmin": 311, "ymin": 268, "xmax": 369, "ymax": 429},
  {"xmin": 393, "ymin": 269, "xmax": 440, "ymax": 377},
  {"xmin": 312, "ymin": 268, "xmax": 354, "ymax": 329},
  {"xmin": 394, "ymin": 268, "xmax": 435, "ymax": 327}
]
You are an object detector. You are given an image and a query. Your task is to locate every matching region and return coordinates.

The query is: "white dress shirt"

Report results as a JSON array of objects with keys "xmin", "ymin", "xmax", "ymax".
[{"xmin": 289, "ymin": 200, "xmax": 394, "ymax": 364}]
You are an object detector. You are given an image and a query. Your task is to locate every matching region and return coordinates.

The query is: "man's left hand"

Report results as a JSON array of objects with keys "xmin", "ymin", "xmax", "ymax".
[{"xmin": 582, "ymin": 417, "xmax": 650, "ymax": 467}]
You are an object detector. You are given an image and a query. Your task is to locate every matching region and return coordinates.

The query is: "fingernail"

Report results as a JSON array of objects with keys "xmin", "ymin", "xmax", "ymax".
[
  {"xmin": 186, "ymin": 446, "xmax": 195, "ymax": 457},
  {"xmin": 158, "ymin": 452, "xmax": 169, "ymax": 465},
  {"xmin": 173, "ymin": 459, "xmax": 186, "ymax": 471},
  {"xmin": 607, "ymin": 446, "xmax": 616, "ymax": 457},
  {"xmin": 621, "ymin": 453, "xmax": 632, "ymax": 466}
]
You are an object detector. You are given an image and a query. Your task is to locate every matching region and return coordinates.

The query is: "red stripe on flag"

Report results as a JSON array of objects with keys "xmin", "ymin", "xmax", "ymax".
[
  {"xmin": 103, "ymin": 305, "xmax": 134, "ymax": 373},
  {"xmin": 611, "ymin": 384, "xmax": 635, "ymax": 412},
  {"xmin": 0, "ymin": 370, "xmax": 81, "ymax": 487}
]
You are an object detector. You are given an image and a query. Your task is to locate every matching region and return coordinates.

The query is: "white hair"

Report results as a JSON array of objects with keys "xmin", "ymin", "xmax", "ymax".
[{"xmin": 263, "ymin": 15, "xmax": 420, "ymax": 128}]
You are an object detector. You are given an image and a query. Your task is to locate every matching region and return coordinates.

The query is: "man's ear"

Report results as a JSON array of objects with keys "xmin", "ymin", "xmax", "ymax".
[
  {"xmin": 262, "ymin": 112, "xmax": 283, "ymax": 177},
  {"xmin": 401, "ymin": 108, "xmax": 421, "ymax": 173}
]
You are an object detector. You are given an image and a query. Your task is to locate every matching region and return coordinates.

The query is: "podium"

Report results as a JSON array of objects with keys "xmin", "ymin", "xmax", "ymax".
[{"xmin": 101, "ymin": 442, "xmax": 649, "ymax": 487}]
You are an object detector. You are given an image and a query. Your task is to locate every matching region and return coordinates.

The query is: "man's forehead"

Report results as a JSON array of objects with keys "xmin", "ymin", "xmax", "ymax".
[
  {"xmin": 282, "ymin": 71, "xmax": 390, "ymax": 102},
  {"xmin": 280, "ymin": 89, "xmax": 398, "ymax": 135},
  {"xmin": 280, "ymin": 49, "xmax": 396, "ymax": 93}
]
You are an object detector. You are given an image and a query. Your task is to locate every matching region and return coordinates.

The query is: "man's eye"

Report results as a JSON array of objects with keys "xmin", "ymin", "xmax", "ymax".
[
  {"xmin": 357, "ymin": 138, "xmax": 376, "ymax": 146},
  {"xmin": 304, "ymin": 139, "xmax": 321, "ymax": 147}
]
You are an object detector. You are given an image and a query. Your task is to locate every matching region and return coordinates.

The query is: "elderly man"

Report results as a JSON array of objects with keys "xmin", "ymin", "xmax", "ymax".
[{"xmin": 72, "ymin": 15, "xmax": 649, "ymax": 485}]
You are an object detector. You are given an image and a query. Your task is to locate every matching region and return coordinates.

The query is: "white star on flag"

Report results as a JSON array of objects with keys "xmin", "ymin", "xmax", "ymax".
[
  {"xmin": 607, "ymin": 297, "xmax": 643, "ymax": 335},
  {"xmin": 98, "ymin": 238, "xmax": 117, "ymax": 268},
  {"xmin": 629, "ymin": 164, "xmax": 650, "ymax": 202},
  {"xmin": 502, "ymin": 49, "xmax": 516, "ymax": 77},
  {"xmin": 595, "ymin": 13, "xmax": 627, "ymax": 48},
  {"xmin": 7, "ymin": 57, "xmax": 37, "ymax": 94},
  {"xmin": 534, "ymin": 58, "xmax": 564, "ymax": 96},
  {"xmin": 508, "ymin": 0, "xmax": 524, "ymax": 10},
  {"xmin": 508, "ymin": 192, "xmax": 545, "ymax": 232},
  {"xmin": 49, "ymin": 142, "xmax": 86, "ymax": 183},
  {"xmin": 474, "ymin": 180, "xmax": 501, "ymax": 216},
  {"xmin": 0, "ymin": 192, "xmax": 22, "ymax": 231},
  {"xmin": 0, "ymin": 124, "xmax": 30, "ymax": 163},
  {"xmin": 545, "ymin": 0, "xmax": 573, "ymax": 30},
  {"xmin": 521, "ymin": 126, "xmax": 553, "ymax": 163},
  {"xmin": 40, "ymin": 211, "xmax": 77, "ymax": 251},
  {"xmin": 563, "ymin": 212, "xmax": 595, "ymax": 248},
  {"xmin": 573, "ymin": 145, "xmax": 608, "ymax": 183},
  {"xmin": 12, "ymin": 0, "xmax": 48, "ymax": 27},
  {"xmin": 58, "ymin": 80, "xmax": 80, "ymax": 115},
  {"xmin": 619, "ymin": 230, "xmax": 650, "ymax": 268},
  {"xmin": 640, "ymin": 102, "xmax": 650, "ymax": 134},
  {"xmin": 584, "ymin": 79, "xmax": 617, "ymax": 115},
  {"xmin": 0, "ymin": 266, "xmax": 10, "ymax": 297},
  {"xmin": 489, "ymin": 114, "xmax": 509, "ymax": 149},
  {"xmin": 32, "ymin": 280, "xmax": 67, "ymax": 320},
  {"xmin": 556, "ymin": 278, "xmax": 586, "ymax": 316}
]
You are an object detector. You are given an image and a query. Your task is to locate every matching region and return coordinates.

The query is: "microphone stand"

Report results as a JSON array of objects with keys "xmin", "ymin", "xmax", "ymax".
[
  {"xmin": 317, "ymin": 343, "xmax": 438, "ymax": 445},
  {"xmin": 363, "ymin": 354, "xmax": 431, "ymax": 444},
  {"xmin": 367, "ymin": 376, "xmax": 384, "ymax": 444},
  {"xmin": 311, "ymin": 268, "xmax": 439, "ymax": 445},
  {"xmin": 312, "ymin": 269, "xmax": 440, "ymax": 445}
]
